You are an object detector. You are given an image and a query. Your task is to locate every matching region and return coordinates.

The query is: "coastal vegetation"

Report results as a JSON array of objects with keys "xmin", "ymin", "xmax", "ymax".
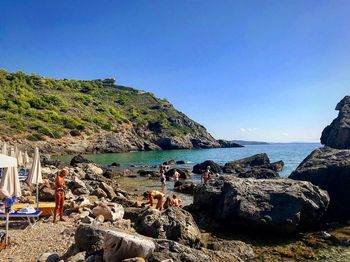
[{"xmin": 0, "ymin": 69, "xmax": 202, "ymax": 141}]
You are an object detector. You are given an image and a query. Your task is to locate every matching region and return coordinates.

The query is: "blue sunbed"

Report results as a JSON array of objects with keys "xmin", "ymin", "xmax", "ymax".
[{"xmin": 0, "ymin": 210, "xmax": 42, "ymax": 227}]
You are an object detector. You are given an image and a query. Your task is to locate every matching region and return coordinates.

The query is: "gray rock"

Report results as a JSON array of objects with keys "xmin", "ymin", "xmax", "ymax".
[
  {"xmin": 289, "ymin": 146, "xmax": 350, "ymax": 220},
  {"xmin": 192, "ymin": 160, "xmax": 221, "ymax": 174},
  {"xmin": 103, "ymin": 229, "xmax": 155, "ymax": 262},
  {"xmin": 321, "ymin": 96, "xmax": 350, "ymax": 149},
  {"xmin": 99, "ymin": 182, "xmax": 117, "ymax": 199},
  {"xmin": 134, "ymin": 207, "xmax": 201, "ymax": 246},
  {"xmin": 75, "ymin": 224, "xmax": 105, "ymax": 256},
  {"xmin": 269, "ymin": 160, "xmax": 285, "ymax": 172},
  {"xmin": 223, "ymin": 153, "xmax": 270, "ymax": 173},
  {"xmin": 193, "ymin": 176, "xmax": 330, "ymax": 233},
  {"xmin": 73, "ymin": 177, "xmax": 87, "ymax": 189}
]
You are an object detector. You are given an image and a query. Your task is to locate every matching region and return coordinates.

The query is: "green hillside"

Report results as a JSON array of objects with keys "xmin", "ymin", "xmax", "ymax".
[{"xmin": 0, "ymin": 69, "xmax": 206, "ymax": 142}]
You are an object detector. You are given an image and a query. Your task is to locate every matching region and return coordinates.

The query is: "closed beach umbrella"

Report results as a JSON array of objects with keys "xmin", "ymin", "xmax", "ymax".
[
  {"xmin": 0, "ymin": 150, "xmax": 21, "ymax": 246},
  {"xmin": 14, "ymin": 146, "xmax": 18, "ymax": 158},
  {"xmin": 23, "ymin": 151, "xmax": 30, "ymax": 167},
  {"xmin": 2, "ymin": 142, "xmax": 8, "ymax": 156},
  {"xmin": 26, "ymin": 147, "xmax": 42, "ymax": 208},
  {"xmin": 17, "ymin": 151, "xmax": 23, "ymax": 167}
]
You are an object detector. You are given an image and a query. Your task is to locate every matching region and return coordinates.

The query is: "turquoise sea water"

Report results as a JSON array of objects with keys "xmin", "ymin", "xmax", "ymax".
[
  {"xmin": 59, "ymin": 143, "xmax": 320, "ymax": 206},
  {"xmin": 60, "ymin": 143, "xmax": 320, "ymax": 177}
]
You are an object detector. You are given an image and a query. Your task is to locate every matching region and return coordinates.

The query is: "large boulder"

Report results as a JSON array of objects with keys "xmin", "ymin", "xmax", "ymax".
[
  {"xmin": 75, "ymin": 224, "xmax": 105, "ymax": 256},
  {"xmin": 289, "ymin": 146, "xmax": 350, "ymax": 220},
  {"xmin": 321, "ymin": 96, "xmax": 350, "ymax": 149},
  {"xmin": 134, "ymin": 207, "xmax": 201, "ymax": 246},
  {"xmin": 223, "ymin": 153, "xmax": 284, "ymax": 175},
  {"xmin": 193, "ymin": 176, "xmax": 329, "ymax": 233},
  {"xmin": 103, "ymin": 229, "xmax": 155, "ymax": 262},
  {"xmin": 223, "ymin": 153, "xmax": 270, "ymax": 173},
  {"xmin": 192, "ymin": 160, "xmax": 221, "ymax": 174}
]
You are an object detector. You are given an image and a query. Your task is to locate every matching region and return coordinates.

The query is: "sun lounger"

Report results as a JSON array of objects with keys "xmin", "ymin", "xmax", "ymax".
[
  {"xmin": 0, "ymin": 210, "xmax": 42, "ymax": 227},
  {"xmin": 11, "ymin": 202, "xmax": 55, "ymax": 216}
]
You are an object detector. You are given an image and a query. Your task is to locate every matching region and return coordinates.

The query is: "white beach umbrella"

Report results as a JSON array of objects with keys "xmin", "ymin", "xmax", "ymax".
[
  {"xmin": 14, "ymin": 146, "xmax": 18, "ymax": 158},
  {"xmin": 17, "ymin": 151, "xmax": 24, "ymax": 167},
  {"xmin": 1, "ymin": 142, "xmax": 8, "ymax": 156},
  {"xmin": 23, "ymin": 151, "xmax": 30, "ymax": 166},
  {"xmin": 0, "ymin": 149, "xmax": 21, "ymax": 246},
  {"xmin": 26, "ymin": 147, "xmax": 42, "ymax": 208}
]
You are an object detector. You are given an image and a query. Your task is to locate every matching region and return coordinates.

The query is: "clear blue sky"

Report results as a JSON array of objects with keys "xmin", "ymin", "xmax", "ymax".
[{"xmin": 1, "ymin": 1, "xmax": 349, "ymax": 142}]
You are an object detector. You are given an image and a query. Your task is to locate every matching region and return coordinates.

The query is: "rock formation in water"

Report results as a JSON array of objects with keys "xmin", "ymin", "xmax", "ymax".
[
  {"xmin": 321, "ymin": 96, "xmax": 350, "ymax": 149},
  {"xmin": 223, "ymin": 153, "xmax": 284, "ymax": 178}
]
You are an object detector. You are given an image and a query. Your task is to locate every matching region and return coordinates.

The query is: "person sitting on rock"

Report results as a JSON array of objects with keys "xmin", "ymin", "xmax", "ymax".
[
  {"xmin": 201, "ymin": 166, "xmax": 211, "ymax": 184},
  {"xmin": 163, "ymin": 196, "xmax": 172, "ymax": 209},
  {"xmin": 143, "ymin": 190, "xmax": 165, "ymax": 210},
  {"xmin": 53, "ymin": 169, "xmax": 68, "ymax": 223},
  {"xmin": 171, "ymin": 194, "xmax": 182, "ymax": 207}
]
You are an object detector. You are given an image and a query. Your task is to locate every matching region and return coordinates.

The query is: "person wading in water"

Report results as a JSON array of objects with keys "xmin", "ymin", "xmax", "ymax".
[
  {"xmin": 201, "ymin": 166, "xmax": 211, "ymax": 184},
  {"xmin": 53, "ymin": 169, "xmax": 68, "ymax": 223}
]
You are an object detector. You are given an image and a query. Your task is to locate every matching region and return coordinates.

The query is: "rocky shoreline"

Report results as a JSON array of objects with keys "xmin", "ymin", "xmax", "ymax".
[{"xmin": 0, "ymin": 150, "xmax": 348, "ymax": 262}]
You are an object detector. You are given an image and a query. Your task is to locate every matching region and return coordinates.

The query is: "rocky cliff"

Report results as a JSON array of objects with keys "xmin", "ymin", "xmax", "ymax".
[
  {"xmin": 0, "ymin": 70, "xmax": 221, "ymax": 154},
  {"xmin": 321, "ymin": 96, "xmax": 350, "ymax": 149}
]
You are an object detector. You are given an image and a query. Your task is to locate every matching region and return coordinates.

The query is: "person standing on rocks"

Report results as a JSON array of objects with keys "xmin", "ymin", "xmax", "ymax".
[
  {"xmin": 143, "ymin": 190, "xmax": 165, "ymax": 210},
  {"xmin": 160, "ymin": 170, "xmax": 166, "ymax": 189},
  {"xmin": 53, "ymin": 169, "xmax": 68, "ymax": 223},
  {"xmin": 201, "ymin": 166, "xmax": 211, "ymax": 184}
]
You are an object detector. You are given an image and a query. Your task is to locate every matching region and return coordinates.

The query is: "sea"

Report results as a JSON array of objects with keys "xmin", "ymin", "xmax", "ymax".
[
  {"xmin": 60, "ymin": 142, "xmax": 320, "ymax": 177},
  {"xmin": 59, "ymin": 143, "xmax": 321, "ymax": 205}
]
